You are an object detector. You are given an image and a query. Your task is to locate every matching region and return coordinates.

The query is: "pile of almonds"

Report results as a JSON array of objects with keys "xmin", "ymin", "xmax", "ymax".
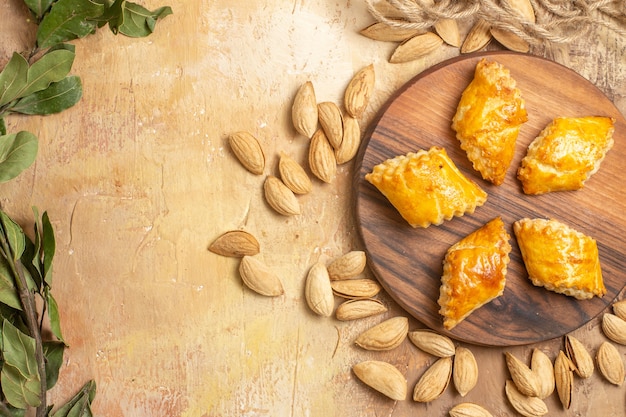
[
  {"xmin": 209, "ymin": 58, "xmax": 626, "ymax": 416},
  {"xmin": 361, "ymin": 0, "xmax": 535, "ymax": 63}
]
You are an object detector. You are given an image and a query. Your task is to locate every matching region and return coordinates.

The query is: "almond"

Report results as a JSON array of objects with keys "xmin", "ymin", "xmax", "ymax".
[
  {"xmin": 602, "ymin": 313, "xmax": 626, "ymax": 345},
  {"xmin": 344, "ymin": 64, "xmax": 375, "ymax": 119},
  {"xmin": 335, "ymin": 298, "xmax": 387, "ymax": 321},
  {"xmin": 565, "ymin": 335, "xmax": 594, "ymax": 378},
  {"xmin": 490, "ymin": 27, "xmax": 530, "ymax": 53},
  {"xmin": 449, "ymin": 403, "xmax": 494, "ymax": 417},
  {"xmin": 504, "ymin": 379, "xmax": 548, "ymax": 417},
  {"xmin": 331, "ymin": 278, "xmax": 381, "ymax": 299},
  {"xmin": 335, "ymin": 115, "xmax": 361, "ymax": 164},
  {"xmin": 530, "ymin": 348, "xmax": 555, "ymax": 399},
  {"xmin": 352, "ymin": 360, "xmax": 407, "ymax": 401},
  {"xmin": 238, "ymin": 256, "xmax": 284, "ymax": 297},
  {"xmin": 413, "ymin": 356, "xmax": 452, "ymax": 402},
  {"xmin": 504, "ymin": 352, "xmax": 541, "ymax": 397},
  {"xmin": 597, "ymin": 341, "xmax": 625, "ymax": 386},
  {"xmin": 390, "ymin": 32, "xmax": 443, "ymax": 64},
  {"xmin": 263, "ymin": 175, "xmax": 301, "ymax": 216},
  {"xmin": 308, "ymin": 129, "xmax": 337, "ymax": 183},
  {"xmin": 360, "ymin": 22, "xmax": 422, "ymax": 42},
  {"xmin": 435, "ymin": 19, "xmax": 461, "ymax": 47},
  {"xmin": 229, "ymin": 131, "xmax": 265, "ymax": 175},
  {"xmin": 506, "ymin": 0, "xmax": 536, "ymax": 23},
  {"xmin": 278, "ymin": 153, "xmax": 312, "ymax": 194},
  {"xmin": 613, "ymin": 299, "xmax": 626, "ymax": 320},
  {"xmin": 208, "ymin": 230, "xmax": 260, "ymax": 257},
  {"xmin": 461, "ymin": 19, "xmax": 492, "ymax": 54},
  {"xmin": 304, "ymin": 262, "xmax": 334, "ymax": 317},
  {"xmin": 453, "ymin": 346, "xmax": 478, "ymax": 397},
  {"xmin": 554, "ymin": 350, "xmax": 574, "ymax": 409},
  {"xmin": 408, "ymin": 329, "xmax": 455, "ymax": 358},
  {"xmin": 292, "ymin": 81, "xmax": 318, "ymax": 138},
  {"xmin": 355, "ymin": 316, "xmax": 409, "ymax": 351},
  {"xmin": 327, "ymin": 250, "xmax": 367, "ymax": 280},
  {"xmin": 317, "ymin": 101, "xmax": 344, "ymax": 149}
]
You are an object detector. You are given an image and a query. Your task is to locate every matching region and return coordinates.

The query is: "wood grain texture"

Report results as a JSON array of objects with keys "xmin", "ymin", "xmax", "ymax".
[{"xmin": 355, "ymin": 51, "xmax": 626, "ymax": 346}]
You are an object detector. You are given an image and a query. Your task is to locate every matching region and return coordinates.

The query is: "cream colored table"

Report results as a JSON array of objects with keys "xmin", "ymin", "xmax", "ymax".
[{"xmin": 1, "ymin": 1, "xmax": 625, "ymax": 416}]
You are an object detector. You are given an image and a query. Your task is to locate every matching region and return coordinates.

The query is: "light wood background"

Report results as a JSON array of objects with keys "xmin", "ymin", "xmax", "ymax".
[{"xmin": 1, "ymin": 1, "xmax": 625, "ymax": 416}]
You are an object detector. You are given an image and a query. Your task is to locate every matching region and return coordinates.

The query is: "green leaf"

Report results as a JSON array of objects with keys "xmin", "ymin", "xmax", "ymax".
[
  {"xmin": 95, "ymin": 0, "xmax": 125, "ymax": 32},
  {"xmin": 51, "ymin": 380, "xmax": 96, "ymax": 417},
  {"xmin": 0, "ymin": 118, "xmax": 5, "ymax": 136},
  {"xmin": 20, "ymin": 48, "xmax": 76, "ymax": 98},
  {"xmin": 45, "ymin": 289, "xmax": 64, "ymax": 343},
  {"xmin": 117, "ymin": 2, "xmax": 172, "ymax": 37},
  {"xmin": 0, "ymin": 132, "xmax": 38, "ymax": 183},
  {"xmin": 37, "ymin": 0, "xmax": 104, "ymax": 49},
  {"xmin": 0, "ymin": 211, "xmax": 26, "ymax": 262},
  {"xmin": 43, "ymin": 341, "xmax": 65, "ymax": 389},
  {"xmin": 11, "ymin": 75, "xmax": 83, "ymax": 115},
  {"xmin": 41, "ymin": 211, "xmax": 56, "ymax": 283},
  {"xmin": 23, "ymin": 0, "xmax": 55, "ymax": 20},
  {"xmin": 0, "ymin": 258, "xmax": 22, "ymax": 311},
  {"xmin": 0, "ymin": 53, "xmax": 28, "ymax": 107},
  {"xmin": 0, "ymin": 320, "xmax": 41, "ymax": 409}
]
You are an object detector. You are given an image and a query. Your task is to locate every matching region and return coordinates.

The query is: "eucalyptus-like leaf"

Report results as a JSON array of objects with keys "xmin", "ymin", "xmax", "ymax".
[
  {"xmin": 1, "ymin": 319, "xmax": 41, "ymax": 409},
  {"xmin": 36, "ymin": 0, "xmax": 104, "ymax": 49},
  {"xmin": 45, "ymin": 288, "xmax": 64, "ymax": 343},
  {"xmin": 94, "ymin": 0, "xmax": 125, "ymax": 31},
  {"xmin": 0, "ymin": 258, "xmax": 22, "ymax": 311},
  {"xmin": 0, "ymin": 52, "xmax": 28, "ymax": 107},
  {"xmin": 23, "ymin": 0, "xmax": 55, "ymax": 20},
  {"xmin": 43, "ymin": 341, "xmax": 65, "ymax": 389},
  {"xmin": 50, "ymin": 380, "xmax": 96, "ymax": 417},
  {"xmin": 0, "ymin": 210, "xmax": 26, "ymax": 262},
  {"xmin": 0, "ymin": 131, "xmax": 38, "ymax": 183},
  {"xmin": 11, "ymin": 76, "xmax": 82, "ymax": 115},
  {"xmin": 41, "ymin": 210, "xmax": 55, "ymax": 283},
  {"xmin": 20, "ymin": 48, "xmax": 75, "ymax": 98},
  {"xmin": 117, "ymin": 2, "xmax": 172, "ymax": 37}
]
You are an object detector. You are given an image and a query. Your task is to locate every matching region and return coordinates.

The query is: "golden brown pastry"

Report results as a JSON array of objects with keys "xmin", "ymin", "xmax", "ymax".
[
  {"xmin": 517, "ymin": 116, "xmax": 615, "ymax": 195},
  {"xmin": 513, "ymin": 218, "xmax": 605, "ymax": 299},
  {"xmin": 451, "ymin": 58, "xmax": 528, "ymax": 185},
  {"xmin": 438, "ymin": 217, "xmax": 512, "ymax": 330},
  {"xmin": 365, "ymin": 146, "xmax": 487, "ymax": 228}
]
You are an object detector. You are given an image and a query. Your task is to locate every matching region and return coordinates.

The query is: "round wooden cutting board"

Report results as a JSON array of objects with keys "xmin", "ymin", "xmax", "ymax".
[{"xmin": 354, "ymin": 51, "xmax": 626, "ymax": 346}]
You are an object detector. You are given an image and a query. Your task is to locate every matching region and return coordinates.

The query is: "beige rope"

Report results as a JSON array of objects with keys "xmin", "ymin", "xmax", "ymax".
[{"xmin": 365, "ymin": 0, "xmax": 626, "ymax": 44}]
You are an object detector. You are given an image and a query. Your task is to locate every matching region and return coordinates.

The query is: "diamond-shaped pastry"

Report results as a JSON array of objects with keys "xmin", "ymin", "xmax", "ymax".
[
  {"xmin": 452, "ymin": 58, "xmax": 528, "ymax": 185},
  {"xmin": 514, "ymin": 218, "xmax": 606, "ymax": 299},
  {"xmin": 517, "ymin": 116, "xmax": 615, "ymax": 195},
  {"xmin": 365, "ymin": 146, "xmax": 487, "ymax": 228},
  {"xmin": 438, "ymin": 217, "xmax": 512, "ymax": 330}
]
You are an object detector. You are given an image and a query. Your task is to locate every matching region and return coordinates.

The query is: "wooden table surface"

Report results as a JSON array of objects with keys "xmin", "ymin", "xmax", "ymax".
[{"xmin": 1, "ymin": 1, "xmax": 625, "ymax": 416}]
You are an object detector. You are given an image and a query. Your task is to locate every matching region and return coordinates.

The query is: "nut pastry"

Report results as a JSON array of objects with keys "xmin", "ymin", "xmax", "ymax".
[
  {"xmin": 438, "ymin": 217, "xmax": 512, "ymax": 330},
  {"xmin": 517, "ymin": 116, "xmax": 615, "ymax": 195},
  {"xmin": 513, "ymin": 218, "xmax": 606, "ymax": 299},
  {"xmin": 365, "ymin": 146, "xmax": 487, "ymax": 228},
  {"xmin": 452, "ymin": 58, "xmax": 528, "ymax": 185}
]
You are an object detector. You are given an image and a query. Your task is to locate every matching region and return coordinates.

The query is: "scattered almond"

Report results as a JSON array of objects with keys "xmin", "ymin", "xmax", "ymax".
[
  {"xmin": 435, "ymin": 19, "xmax": 461, "ymax": 47},
  {"xmin": 597, "ymin": 341, "xmax": 625, "ymax": 386},
  {"xmin": 278, "ymin": 153, "xmax": 312, "ymax": 195},
  {"xmin": 530, "ymin": 348, "xmax": 555, "ymax": 399},
  {"xmin": 413, "ymin": 356, "xmax": 453, "ymax": 402},
  {"xmin": 308, "ymin": 129, "xmax": 337, "ymax": 183},
  {"xmin": 454, "ymin": 346, "xmax": 478, "ymax": 397},
  {"xmin": 208, "ymin": 230, "xmax": 260, "ymax": 257},
  {"xmin": 335, "ymin": 298, "xmax": 387, "ymax": 321},
  {"xmin": 554, "ymin": 350, "xmax": 574, "ymax": 409},
  {"xmin": 355, "ymin": 316, "xmax": 409, "ymax": 351},
  {"xmin": 504, "ymin": 379, "xmax": 548, "ymax": 417},
  {"xmin": 565, "ymin": 335, "xmax": 594, "ymax": 378},
  {"xmin": 335, "ymin": 115, "xmax": 361, "ymax": 164},
  {"xmin": 344, "ymin": 64, "xmax": 375, "ymax": 119},
  {"xmin": 238, "ymin": 256, "xmax": 284, "ymax": 297},
  {"xmin": 292, "ymin": 81, "xmax": 318, "ymax": 138},
  {"xmin": 263, "ymin": 175, "xmax": 301, "ymax": 216},
  {"xmin": 506, "ymin": 0, "xmax": 536, "ymax": 22},
  {"xmin": 504, "ymin": 352, "xmax": 541, "ymax": 397},
  {"xmin": 229, "ymin": 131, "xmax": 265, "ymax": 175},
  {"xmin": 331, "ymin": 278, "xmax": 381, "ymax": 299},
  {"xmin": 461, "ymin": 19, "xmax": 492, "ymax": 54},
  {"xmin": 490, "ymin": 27, "xmax": 530, "ymax": 53},
  {"xmin": 449, "ymin": 402, "xmax": 494, "ymax": 417},
  {"xmin": 327, "ymin": 250, "xmax": 367, "ymax": 280},
  {"xmin": 602, "ymin": 313, "xmax": 626, "ymax": 345},
  {"xmin": 390, "ymin": 32, "xmax": 444, "ymax": 64},
  {"xmin": 352, "ymin": 360, "xmax": 407, "ymax": 401},
  {"xmin": 304, "ymin": 261, "xmax": 335, "ymax": 317},
  {"xmin": 359, "ymin": 22, "xmax": 422, "ymax": 42},
  {"xmin": 408, "ymin": 329, "xmax": 455, "ymax": 358},
  {"xmin": 317, "ymin": 101, "xmax": 344, "ymax": 149},
  {"xmin": 613, "ymin": 299, "xmax": 626, "ymax": 321}
]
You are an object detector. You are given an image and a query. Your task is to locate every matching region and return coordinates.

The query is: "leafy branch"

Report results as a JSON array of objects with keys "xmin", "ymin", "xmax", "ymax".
[{"xmin": 0, "ymin": 0, "xmax": 171, "ymax": 415}]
